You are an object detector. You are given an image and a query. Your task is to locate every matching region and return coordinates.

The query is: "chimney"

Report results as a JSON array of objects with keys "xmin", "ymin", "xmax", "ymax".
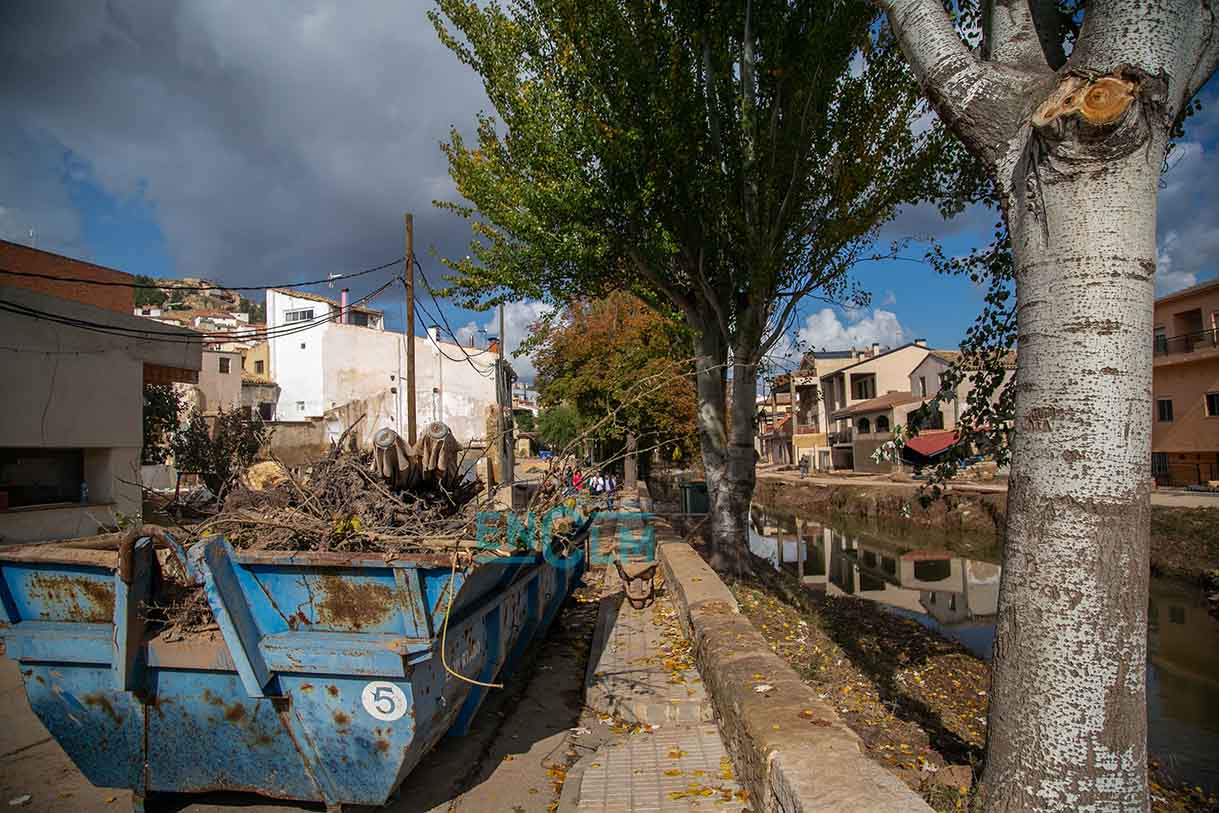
[
  {"xmin": 871, "ymin": 342, "xmax": 880, "ymax": 357},
  {"xmin": 340, "ymin": 288, "xmax": 349, "ymax": 324},
  {"xmin": 914, "ymin": 338, "xmax": 927, "ymax": 347}
]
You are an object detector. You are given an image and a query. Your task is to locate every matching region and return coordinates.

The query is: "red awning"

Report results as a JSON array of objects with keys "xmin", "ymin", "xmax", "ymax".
[{"xmin": 904, "ymin": 430, "xmax": 958, "ymax": 457}]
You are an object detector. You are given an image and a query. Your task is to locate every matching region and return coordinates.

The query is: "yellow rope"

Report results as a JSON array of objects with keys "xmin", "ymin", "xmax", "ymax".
[{"xmin": 439, "ymin": 542, "xmax": 503, "ymax": 689}]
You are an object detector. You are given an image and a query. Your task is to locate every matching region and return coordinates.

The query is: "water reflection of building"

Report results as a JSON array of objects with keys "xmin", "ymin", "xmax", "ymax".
[{"xmin": 746, "ymin": 511, "xmax": 999, "ymax": 625}]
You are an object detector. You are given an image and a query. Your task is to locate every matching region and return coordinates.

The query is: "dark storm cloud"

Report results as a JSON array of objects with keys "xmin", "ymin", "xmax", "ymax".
[{"xmin": 0, "ymin": 1, "xmax": 489, "ymax": 297}]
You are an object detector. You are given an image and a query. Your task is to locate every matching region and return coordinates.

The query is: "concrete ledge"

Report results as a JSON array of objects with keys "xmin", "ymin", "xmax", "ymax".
[{"xmin": 656, "ymin": 523, "xmax": 931, "ymax": 812}]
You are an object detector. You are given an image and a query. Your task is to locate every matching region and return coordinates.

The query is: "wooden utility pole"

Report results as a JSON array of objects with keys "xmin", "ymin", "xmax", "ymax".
[
  {"xmin": 790, "ymin": 372, "xmax": 799, "ymax": 466},
  {"xmin": 405, "ymin": 213, "xmax": 416, "ymax": 445}
]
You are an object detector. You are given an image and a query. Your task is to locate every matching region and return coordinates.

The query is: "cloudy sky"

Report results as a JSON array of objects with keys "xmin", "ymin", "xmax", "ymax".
[{"xmin": 2, "ymin": 2, "xmax": 1216, "ymax": 382}]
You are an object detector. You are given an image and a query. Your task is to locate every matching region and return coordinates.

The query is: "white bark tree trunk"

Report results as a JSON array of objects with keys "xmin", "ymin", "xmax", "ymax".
[
  {"xmin": 876, "ymin": 1, "xmax": 1219, "ymax": 809},
  {"xmin": 986, "ymin": 125, "xmax": 1164, "ymax": 812}
]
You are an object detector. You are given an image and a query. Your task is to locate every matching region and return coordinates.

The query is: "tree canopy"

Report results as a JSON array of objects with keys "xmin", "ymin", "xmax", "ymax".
[
  {"xmin": 532, "ymin": 292, "xmax": 698, "ymax": 465},
  {"xmin": 431, "ymin": 0, "xmax": 963, "ymax": 560}
]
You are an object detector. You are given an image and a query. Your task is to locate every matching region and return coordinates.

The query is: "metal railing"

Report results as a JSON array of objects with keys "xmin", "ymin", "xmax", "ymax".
[
  {"xmin": 829, "ymin": 428, "xmax": 853, "ymax": 445},
  {"xmin": 1154, "ymin": 328, "xmax": 1218, "ymax": 356}
]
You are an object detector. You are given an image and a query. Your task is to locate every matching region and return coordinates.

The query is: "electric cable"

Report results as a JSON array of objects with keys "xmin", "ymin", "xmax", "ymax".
[
  {"xmin": 0, "ymin": 278, "xmax": 398, "ymax": 346},
  {"xmin": 0, "ymin": 257, "xmax": 403, "ymax": 293}
]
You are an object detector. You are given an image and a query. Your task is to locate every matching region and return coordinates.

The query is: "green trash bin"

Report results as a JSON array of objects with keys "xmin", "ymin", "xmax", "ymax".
[{"xmin": 679, "ymin": 480, "xmax": 710, "ymax": 514}]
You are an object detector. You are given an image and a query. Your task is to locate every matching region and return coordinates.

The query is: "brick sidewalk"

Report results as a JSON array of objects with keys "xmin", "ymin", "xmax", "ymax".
[{"xmin": 561, "ymin": 565, "xmax": 744, "ymax": 812}]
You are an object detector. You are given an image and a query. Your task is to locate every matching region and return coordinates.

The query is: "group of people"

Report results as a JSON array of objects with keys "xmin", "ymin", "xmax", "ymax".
[{"xmin": 562, "ymin": 466, "xmax": 619, "ymax": 508}]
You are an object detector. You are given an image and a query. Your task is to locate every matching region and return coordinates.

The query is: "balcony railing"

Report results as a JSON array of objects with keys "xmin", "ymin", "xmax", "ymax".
[
  {"xmin": 1154, "ymin": 328, "xmax": 1218, "ymax": 356},
  {"xmin": 829, "ymin": 428, "xmax": 853, "ymax": 445}
]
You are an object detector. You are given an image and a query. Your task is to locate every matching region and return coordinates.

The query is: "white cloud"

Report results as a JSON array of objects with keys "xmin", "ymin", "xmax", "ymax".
[
  {"xmin": 450, "ymin": 301, "xmax": 550, "ymax": 382},
  {"xmin": 1155, "ymin": 133, "xmax": 1219, "ymax": 296},
  {"xmin": 879, "ymin": 290, "xmax": 897, "ymax": 307},
  {"xmin": 797, "ymin": 307, "xmax": 908, "ymax": 352}
]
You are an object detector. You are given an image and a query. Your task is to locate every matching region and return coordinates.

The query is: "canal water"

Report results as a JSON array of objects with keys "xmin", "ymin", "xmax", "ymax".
[{"xmin": 747, "ymin": 506, "xmax": 1219, "ymax": 793}]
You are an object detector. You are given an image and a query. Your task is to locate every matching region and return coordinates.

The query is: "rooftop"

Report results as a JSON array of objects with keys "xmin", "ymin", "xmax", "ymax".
[
  {"xmin": 821, "ymin": 341, "xmax": 932, "ymax": 378},
  {"xmin": 269, "ymin": 287, "xmax": 382, "ymax": 316},
  {"xmin": 1155, "ymin": 276, "xmax": 1219, "ymax": 307},
  {"xmin": 832, "ymin": 390, "xmax": 922, "ymax": 419}
]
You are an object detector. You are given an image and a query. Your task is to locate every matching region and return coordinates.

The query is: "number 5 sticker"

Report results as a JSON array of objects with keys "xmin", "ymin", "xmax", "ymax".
[{"xmin": 361, "ymin": 681, "xmax": 408, "ymax": 721}]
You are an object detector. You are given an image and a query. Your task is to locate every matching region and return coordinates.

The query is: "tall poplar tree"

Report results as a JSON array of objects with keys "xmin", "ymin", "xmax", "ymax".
[{"xmin": 431, "ymin": 0, "xmax": 958, "ymax": 565}]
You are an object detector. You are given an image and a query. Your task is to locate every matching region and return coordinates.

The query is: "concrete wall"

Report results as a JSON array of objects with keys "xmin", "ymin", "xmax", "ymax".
[
  {"xmin": 267, "ymin": 289, "xmax": 329, "ymax": 420},
  {"xmin": 243, "ymin": 341, "xmax": 271, "ymax": 378},
  {"xmin": 321, "ymin": 325, "xmax": 498, "ymax": 444},
  {"xmin": 0, "ymin": 285, "xmax": 201, "ymax": 541},
  {"xmin": 1153, "ymin": 357, "xmax": 1219, "ymax": 454},
  {"xmin": 193, "ymin": 350, "xmax": 242, "ymax": 414},
  {"xmin": 264, "ymin": 420, "xmax": 327, "ymax": 467}
]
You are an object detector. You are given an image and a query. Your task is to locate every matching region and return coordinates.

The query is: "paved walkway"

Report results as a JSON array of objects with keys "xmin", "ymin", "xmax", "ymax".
[{"xmin": 561, "ymin": 564, "xmax": 744, "ymax": 812}]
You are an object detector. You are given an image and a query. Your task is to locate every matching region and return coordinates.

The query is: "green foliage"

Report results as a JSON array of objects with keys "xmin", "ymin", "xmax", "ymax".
[
  {"xmin": 535, "ymin": 404, "xmax": 582, "ymax": 452},
  {"xmin": 240, "ymin": 296, "xmax": 266, "ymax": 323},
  {"xmin": 533, "ymin": 292, "xmax": 699, "ymax": 463},
  {"xmin": 430, "ymin": 0, "xmax": 958, "ymax": 458},
  {"xmin": 142, "ymin": 385, "xmax": 183, "ymax": 465},
  {"xmin": 133, "ymin": 275, "xmax": 167, "ymax": 308},
  {"xmin": 514, "ymin": 409, "xmax": 535, "ymax": 433},
  {"xmin": 170, "ymin": 406, "xmax": 267, "ymax": 497}
]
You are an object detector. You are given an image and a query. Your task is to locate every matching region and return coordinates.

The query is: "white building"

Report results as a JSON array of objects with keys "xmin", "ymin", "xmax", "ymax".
[{"xmin": 266, "ymin": 288, "xmax": 498, "ymax": 444}]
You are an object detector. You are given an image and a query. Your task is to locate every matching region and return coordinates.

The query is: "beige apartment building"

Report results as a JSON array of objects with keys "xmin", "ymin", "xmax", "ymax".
[
  {"xmin": 1152, "ymin": 278, "xmax": 1219, "ymax": 486},
  {"xmin": 821, "ymin": 341, "xmax": 932, "ymax": 471}
]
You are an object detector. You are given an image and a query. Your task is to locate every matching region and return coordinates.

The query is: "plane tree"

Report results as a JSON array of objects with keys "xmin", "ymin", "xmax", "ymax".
[
  {"xmin": 430, "ymin": 0, "xmax": 960, "ymax": 567},
  {"xmin": 874, "ymin": 0, "xmax": 1219, "ymax": 808}
]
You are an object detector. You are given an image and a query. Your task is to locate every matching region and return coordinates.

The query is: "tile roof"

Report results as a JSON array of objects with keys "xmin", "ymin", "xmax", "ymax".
[
  {"xmin": 269, "ymin": 287, "xmax": 382, "ymax": 315},
  {"xmin": 832, "ymin": 390, "xmax": 921, "ymax": 419},
  {"xmin": 904, "ymin": 430, "xmax": 959, "ymax": 458}
]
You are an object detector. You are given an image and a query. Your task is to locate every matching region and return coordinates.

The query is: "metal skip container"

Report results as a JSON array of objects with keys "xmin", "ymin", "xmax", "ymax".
[{"xmin": 0, "ymin": 528, "xmax": 585, "ymax": 811}]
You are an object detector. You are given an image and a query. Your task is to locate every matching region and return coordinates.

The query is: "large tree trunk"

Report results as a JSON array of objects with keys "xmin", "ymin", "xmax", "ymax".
[
  {"xmin": 706, "ymin": 356, "xmax": 759, "ymax": 574},
  {"xmin": 980, "ymin": 121, "xmax": 1165, "ymax": 811},
  {"xmin": 877, "ymin": 1, "xmax": 1219, "ymax": 809},
  {"xmin": 689, "ymin": 324, "xmax": 761, "ymax": 573}
]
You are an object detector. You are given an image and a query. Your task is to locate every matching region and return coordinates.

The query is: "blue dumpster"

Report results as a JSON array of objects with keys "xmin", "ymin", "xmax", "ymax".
[{"xmin": 0, "ymin": 528, "xmax": 585, "ymax": 811}]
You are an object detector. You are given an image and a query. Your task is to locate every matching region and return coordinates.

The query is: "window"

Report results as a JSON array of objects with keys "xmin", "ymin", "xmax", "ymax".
[
  {"xmin": 919, "ymin": 376, "xmax": 927, "ymax": 397},
  {"xmin": 258, "ymin": 402, "xmax": 275, "ymax": 421},
  {"xmin": 876, "ymin": 415, "xmax": 891, "ymax": 433},
  {"xmin": 858, "ymin": 417, "xmax": 871, "ymax": 433},
  {"xmin": 0, "ymin": 448, "xmax": 85, "ymax": 507},
  {"xmin": 1154, "ymin": 327, "xmax": 1167, "ymax": 354},
  {"xmin": 284, "ymin": 308, "xmax": 314, "ymax": 323},
  {"xmin": 1157, "ymin": 399, "xmax": 1174, "ymax": 422},
  {"xmin": 1208, "ymin": 392, "xmax": 1219, "ymax": 417},
  {"xmin": 218, "ymin": 357, "xmax": 231, "ymax": 374},
  {"xmin": 254, "ymin": 360, "xmax": 264, "ymax": 375}
]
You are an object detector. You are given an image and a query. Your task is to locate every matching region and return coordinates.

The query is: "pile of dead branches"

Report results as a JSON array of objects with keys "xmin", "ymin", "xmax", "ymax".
[{"xmin": 192, "ymin": 447, "xmax": 486, "ymax": 554}]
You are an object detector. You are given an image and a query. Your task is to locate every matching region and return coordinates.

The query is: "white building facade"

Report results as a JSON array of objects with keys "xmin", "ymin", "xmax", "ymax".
[{"xmin": 266, "ymin": 288, "xmax": 498, "ymax": 444}]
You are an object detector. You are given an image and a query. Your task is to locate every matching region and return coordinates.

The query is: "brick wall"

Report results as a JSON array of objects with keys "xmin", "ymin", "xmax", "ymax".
[{"xmin": 0, "ymin": 240, "xmax": 134, "ymax": 314}]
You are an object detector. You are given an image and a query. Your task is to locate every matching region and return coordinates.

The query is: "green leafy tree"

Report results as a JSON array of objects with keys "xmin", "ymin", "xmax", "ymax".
[
  {"xmin": 240, "ymin": 296, "xmax": 266, "ymax": 323},
  {"xmin": 133, "ymin": 275, "xmax": 167, "ymax": 308},
  {"xmin": 535, "ymin": 404, "xmax": 583, "ymax": 453},
  {"xmin": 514, "ymin": 409, "xmax": 535, "ymax": 433},
  {"xmin": 142, "ymin": 385, "xmax": 183, "ymax": 465},
  {"xmin": 533, "ymin": 292, "xmax": 698, "ymax": 467},
  {"xmin": 170, "ymin": 406, "xmax": 267, "ymax": 498},
  {"xmin": 431, "ymin": 0, "xmax": 955, "ymax": 567}
]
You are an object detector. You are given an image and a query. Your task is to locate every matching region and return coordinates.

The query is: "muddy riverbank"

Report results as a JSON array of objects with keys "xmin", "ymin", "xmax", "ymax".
[{"xmin": 650, "ymin": 471, "xmax": 1219, "ymax": 587}]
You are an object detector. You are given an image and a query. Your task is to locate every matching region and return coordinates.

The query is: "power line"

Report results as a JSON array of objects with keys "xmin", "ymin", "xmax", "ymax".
[
  {"xmin": 411, "ymin": 253, "xmax": 500, "ymax": 377},
  {"xmin": 413, "ymin": 299, "xmax": 494, "ymax": 376},
  {"xmin": 0, "ymin": 278, "xmax": 398, "ymax": 346},
  {"xmin": 0, "ymin": 257, "xmax": 403, "ymax": 293}
]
